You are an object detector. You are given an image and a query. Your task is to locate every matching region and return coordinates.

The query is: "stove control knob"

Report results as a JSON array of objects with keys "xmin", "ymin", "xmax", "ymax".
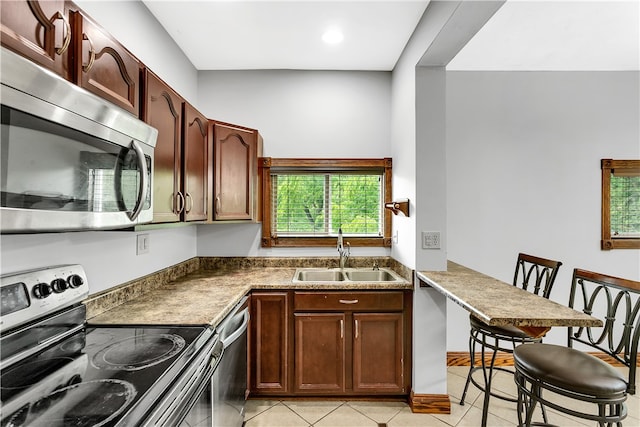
[
  {"xmin": 67, "ymin": 274, "xmax": 84, "ymax": 289},
  {"xmin": 32, "ymin": 282, "xmax": 52, "ymax": 299},
  {"xmin": 51, "ymin": 278, "xmax": 68, "ymax": 293}
]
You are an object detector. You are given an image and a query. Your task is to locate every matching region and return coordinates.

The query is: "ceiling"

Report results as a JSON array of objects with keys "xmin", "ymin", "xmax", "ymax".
[
  {"xmin": 143, "ymin": 0, "xmax": 640, "ymax": 71},
  {"xmin": 142, "ymin": 0, "xmax": 430, "ymax": 71}
]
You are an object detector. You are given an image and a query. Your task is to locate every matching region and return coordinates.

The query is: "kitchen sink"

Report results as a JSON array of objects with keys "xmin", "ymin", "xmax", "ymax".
[
  {"xmin": 344, "ymin": 270, "xmax": 398, "ymax": 282},
  {"xmin": 294, "ymin": 269, "xmax": 346, "ymax": 282},
  {"xmin": 292, "ymin": 267, "xmax": 405, "ymax": 283}
]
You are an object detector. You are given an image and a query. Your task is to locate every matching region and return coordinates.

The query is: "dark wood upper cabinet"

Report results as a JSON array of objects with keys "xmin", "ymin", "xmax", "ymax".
[
  {"xmin": 182, "ymin": 102, "xmax": 209, "ymax": 222},
  {"xmin": 2, "ymin": 1, "xmax": 256, "ymax": 229},
  {"xmin": 71, "ymin": 9, "xmax": 140, "ymax": 115},
  {"xmin": 211, "ymin": 122, "xmax": 262, "ymax": 221},
  {"xmin": 1, "ymin": 0, "xmax": 72, "ymax": 79},
  {"xmin": 143, "ymin": 70, "xmax": 183, "ymax": 224}
]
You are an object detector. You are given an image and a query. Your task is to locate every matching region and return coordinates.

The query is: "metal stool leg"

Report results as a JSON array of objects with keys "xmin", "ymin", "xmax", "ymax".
[
  {"xmin": 479, "ymin": 334, "xmax": 499, "ymax": 427},
  {"xmin": 460, "ymin": 330, "xmax": 477, "ymax": 405}
]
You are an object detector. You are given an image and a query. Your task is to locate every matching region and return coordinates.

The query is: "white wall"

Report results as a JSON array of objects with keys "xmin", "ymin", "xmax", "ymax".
[
  {"xmin": 445, "ymin": 70, "xmax": 640, "ymax": 350},
  {"xmin": 196, "ymin": 69, "xmax": 393, "ymax": 257},
  {"xmin": 197, "ymin": 70, "xmax": 391, "ymax": 158},
  {"xmin": 390, "ymin": 0, "xmax": 505, "ymax": 395},
  {"xmin": 0, "ymin": 227, "xmax": 197, "ymax": 295}
]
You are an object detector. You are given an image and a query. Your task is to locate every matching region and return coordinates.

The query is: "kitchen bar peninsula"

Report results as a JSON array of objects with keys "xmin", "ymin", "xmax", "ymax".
[{"xmin": 417, "ymin": 261, "xmax": 602, "ymax": 338}]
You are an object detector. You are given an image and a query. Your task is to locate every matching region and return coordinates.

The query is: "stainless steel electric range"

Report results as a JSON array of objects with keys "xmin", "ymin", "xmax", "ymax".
[{"xmin": 0, "ymin": 265, "xmax": 222, "ymax": 427}]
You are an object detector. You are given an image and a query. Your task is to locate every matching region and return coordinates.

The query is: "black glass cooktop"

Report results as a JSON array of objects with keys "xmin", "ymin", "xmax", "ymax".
[{"xmin": 1, "ymin": 325, "xmax": 207, "ymax": 427}]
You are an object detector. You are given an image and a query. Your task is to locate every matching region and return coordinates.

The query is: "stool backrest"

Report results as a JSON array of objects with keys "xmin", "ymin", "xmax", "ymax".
[
  {"xmin": 512, "ymin": 253, "xmax": 562, "ymax": 299},
  {"xmin": 568, "ymin": 268, "xmax": 640, "ymax": 394}
]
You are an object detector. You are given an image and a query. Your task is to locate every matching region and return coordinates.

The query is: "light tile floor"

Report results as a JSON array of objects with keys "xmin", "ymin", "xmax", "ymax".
[{"xmin": 245, "ymin": 366, "xmax": 640, "ymax": 427}]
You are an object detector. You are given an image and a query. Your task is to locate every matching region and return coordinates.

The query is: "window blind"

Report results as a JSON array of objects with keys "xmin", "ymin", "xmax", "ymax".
[
  {"xmin": 610, "ymin": 174, "xmax": 640, "ymax": 237},
  {"xmin": 271, "ymin": 172, "xmax": 382, "ymax": 237}
]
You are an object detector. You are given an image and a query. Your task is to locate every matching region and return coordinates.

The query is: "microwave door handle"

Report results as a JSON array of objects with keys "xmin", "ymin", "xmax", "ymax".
[{"xmin": 127, "ymin": 140, "xmax": 148, "ymax": 221}]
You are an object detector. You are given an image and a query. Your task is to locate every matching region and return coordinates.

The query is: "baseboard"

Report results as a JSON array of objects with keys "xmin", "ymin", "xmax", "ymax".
[
  {"xmin": 447, "ymin": 351, "xmax": 514, "ymax": 366},
  {"xmin": 409, "ymin": 391, "xmax": 450, "ymax": 414},
  {"xmin": 447, "ymin": 351, "xmax": 634, "ymax": 367}
]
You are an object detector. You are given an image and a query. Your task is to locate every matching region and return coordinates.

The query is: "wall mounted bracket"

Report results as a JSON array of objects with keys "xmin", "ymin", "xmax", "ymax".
[{"xmin": 384, "ymin": 199, "xmax": 409, "ymax": 217}]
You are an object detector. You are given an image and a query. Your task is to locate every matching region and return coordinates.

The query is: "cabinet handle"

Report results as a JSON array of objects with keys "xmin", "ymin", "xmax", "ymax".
[
  {"xmin": 54, "ymin": 12, "xmax": 71, "ymax": 55},
  {"xmin": 176, "ymin": 192, "xmax": 185, "ymax": 214},
  {"xmin": 340, "ymin": 319, "xmax": 344, "ymax": 339},
  {"xmin": 185, "ymin": 192, "xmax": 193, "ymax": 213},
  {"xmin": 82, "ymin": 33, "xmax": 95, "ymax": 72},
  {"xmin": 215, "ymin": 194, "xmax": 221, "ymax": 214},
  {"xmin": 355, "ymin": 319, "xmax": 359, "ymax": 339},
  {"xmin": 339, "ymin": 299, "xmax": 358, "ymax": 305}
]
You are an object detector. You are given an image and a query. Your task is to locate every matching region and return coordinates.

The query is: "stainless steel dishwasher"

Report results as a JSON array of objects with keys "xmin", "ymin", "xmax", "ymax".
[{"xmin": 213, "ymin": 296, "xmax": 249, "ymax": 427}]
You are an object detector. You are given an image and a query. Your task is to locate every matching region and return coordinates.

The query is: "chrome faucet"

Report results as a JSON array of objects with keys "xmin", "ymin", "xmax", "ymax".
[{"xmin": 337, "ymin": 228, "xmax": 350, "ymax": 269}]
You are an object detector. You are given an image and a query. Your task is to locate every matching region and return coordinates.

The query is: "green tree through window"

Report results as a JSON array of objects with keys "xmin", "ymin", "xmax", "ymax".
[
  {"xmin": 601, "ymin": 159, "xmax": 640, "ymax": 249},
  {"xmin": 260, "ymin": 158, "xmax": 392, "ymax": 248},
  {"xmin": 274, "ymin": 173, "xmax": 382, "ymax": 236}
]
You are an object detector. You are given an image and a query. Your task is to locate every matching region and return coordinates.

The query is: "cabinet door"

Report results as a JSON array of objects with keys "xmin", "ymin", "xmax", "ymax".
[
  {"xmin": 1, "ymin": 0, "xmax": 71, "ymax": 78},
  {"xmin": 72, "ymin": 10, "xmax": 140, "ymax": 115},
  {"xmin": 144, "ymin": 70, "xmax": 183, "ymax": 223},
  {"xmin": 212, "ymin": 122, "xmax": 256, "ymax": 220},
  {"xmin": 182, "ymin": 103, "xmax": 208, "ymax": 222},
  {"xmin": 294, "ymin": 313, "xmax": 345, "ymax": 393},
  {"xmin": 353, "ymin": 313, "xmax": 404, "ymax": 393},
  {"xmin": 250, "ymin": 292, "xmax": 290, "ymax": 394}
]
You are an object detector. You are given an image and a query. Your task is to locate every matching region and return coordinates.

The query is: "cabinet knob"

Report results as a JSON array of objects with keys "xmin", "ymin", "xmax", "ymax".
[{"xmin": 215, "ymin": 195, "xmax": 221, "ymax": 214}]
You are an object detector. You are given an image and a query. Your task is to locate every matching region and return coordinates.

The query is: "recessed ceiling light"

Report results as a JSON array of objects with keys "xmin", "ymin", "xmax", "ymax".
[{"xmin": 322, "ymin": 28, "xmax": 344, "ymax": 45}]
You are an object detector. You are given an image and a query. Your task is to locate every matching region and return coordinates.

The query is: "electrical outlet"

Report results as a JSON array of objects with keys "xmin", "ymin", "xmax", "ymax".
[
  {"xmin": 136, "ymin": 233, "xmax": 149, "ymax": 255},
  {"xmin": 422, "ymin": 231, "xmax": 440, "ymax": 249},
  {"xmin": 393, "ymin": 230, "xmax": 399, "ymax": 244}
]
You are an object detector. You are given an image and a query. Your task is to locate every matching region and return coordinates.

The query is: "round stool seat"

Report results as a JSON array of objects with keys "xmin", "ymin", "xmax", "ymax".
[{"xmin": 514, "ymin": 343, "xmax": 627, "ymax": 397}]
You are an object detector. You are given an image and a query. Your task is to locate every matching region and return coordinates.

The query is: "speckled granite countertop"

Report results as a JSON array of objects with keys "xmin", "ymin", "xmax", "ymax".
[
  {"xmin": 417, "ymin": 261, "xmax": 602, "ymax": 334},
  {"xmin": 87, "ymin": 259, "xmax": 412, "ymax": 328}
]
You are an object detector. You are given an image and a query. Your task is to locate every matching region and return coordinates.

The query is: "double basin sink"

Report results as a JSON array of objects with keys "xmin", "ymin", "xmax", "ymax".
[{"xmin": 292, "ymin": 267, "xmax": 405, "ymax": 283}]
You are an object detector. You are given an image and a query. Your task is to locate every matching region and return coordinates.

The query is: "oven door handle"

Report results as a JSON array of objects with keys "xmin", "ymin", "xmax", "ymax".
[{"xmin": 221, "ymin": 308, "xmax": 249, "ymax": 349}]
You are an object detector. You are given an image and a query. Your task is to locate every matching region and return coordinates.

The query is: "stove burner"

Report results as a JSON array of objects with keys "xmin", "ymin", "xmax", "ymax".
[
  {"xmin": 2, "ymin": 379, "xmax": 136, "ymax": 427},
  {"xmin": 1, "ymin": 357, "xmax": 75, "ymax": 392},
  {"xmin": 91, "ymin": 333, "xmax": 186, "ymax": 371},
  {"xmin": 58, "ymin": 333, "xmax": 86, "ymax": 354}
]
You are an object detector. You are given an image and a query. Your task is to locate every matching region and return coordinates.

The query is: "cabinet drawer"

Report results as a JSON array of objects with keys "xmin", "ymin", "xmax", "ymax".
[{"xmin": 294, "ymin": 291, "xmax": 403, "ymax": 311}]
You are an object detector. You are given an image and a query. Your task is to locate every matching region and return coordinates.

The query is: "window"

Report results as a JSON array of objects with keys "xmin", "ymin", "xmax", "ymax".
[
  {"xmin": 260, "ymin": 158, "xmax": 392, "ymax": 247},
  {"xmin": 601, "ymin": 159, "xmax": 640, "ymax": 250}
]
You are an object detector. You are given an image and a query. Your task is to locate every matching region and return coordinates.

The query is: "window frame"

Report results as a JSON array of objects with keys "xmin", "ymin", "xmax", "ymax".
[
  {"xmin": 601, "ymin": 159, "xmax": 640, "ymax": 250},
  {"xmin": 259, "ymin": 158, "xmax": 392, "ymax": 248}
]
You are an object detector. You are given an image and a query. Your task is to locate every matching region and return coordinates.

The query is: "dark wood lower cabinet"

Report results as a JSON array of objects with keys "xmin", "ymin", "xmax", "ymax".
[
  {"xmin": 250, "ymin": 292, "xmax": 290, "ymax": 394},
  {"xmin": 249, "ymin": 290, "xmax": 411, "ymax": 398},
  {"xmin": 353, "ymin": 312, "xmax": 404, "ymax": 393},
  {"xmin": 294, "ymin": 313, "xmax": 345, "ymax": 393}
]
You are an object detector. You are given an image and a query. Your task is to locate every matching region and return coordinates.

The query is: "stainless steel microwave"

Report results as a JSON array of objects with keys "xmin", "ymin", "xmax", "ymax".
[{"xmin": 0, "ymin": 47, "xmax": 157, "ymax": 233}]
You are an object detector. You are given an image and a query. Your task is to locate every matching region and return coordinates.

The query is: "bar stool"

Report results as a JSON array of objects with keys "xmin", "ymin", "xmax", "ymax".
[
  {"xmin": 514, "ymin": 269, "xmax": 639, "ymax": 427},
  {"xmin": 459, "ymin": 253, "xmax": 563, "ymax": 426}
]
